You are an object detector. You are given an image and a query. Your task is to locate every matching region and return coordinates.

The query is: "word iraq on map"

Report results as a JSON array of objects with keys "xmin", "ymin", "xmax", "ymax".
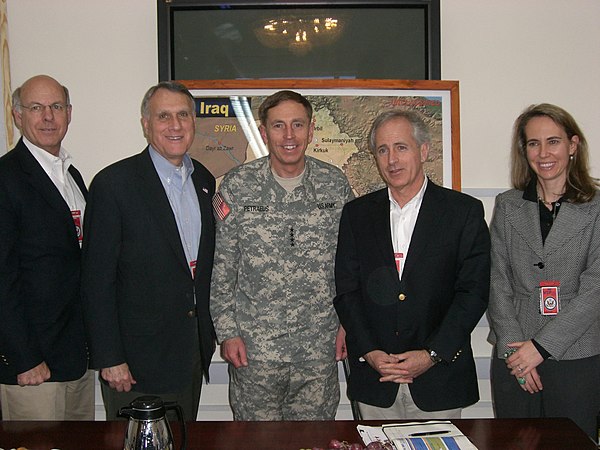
[{"xmin": 196, "ymin": 98, "xmax": 233, "ymax": 117}]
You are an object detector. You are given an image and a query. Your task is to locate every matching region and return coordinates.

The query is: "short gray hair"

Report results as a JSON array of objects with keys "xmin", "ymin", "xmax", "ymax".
[
  {"xmin": 368, "ymin": 109, "xmax": 430, "ymax": 153},
  {"xmin": 140, "ymin": 81, "xmax": 195, "ymax": 118},
  {"xmin": 12, "ymin": 83, "xmax": 70, "ymax": 112}
]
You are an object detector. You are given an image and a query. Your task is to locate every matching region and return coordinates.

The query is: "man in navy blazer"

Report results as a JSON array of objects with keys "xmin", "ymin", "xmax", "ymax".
[
  {"xmin": 334, "ymin": 109, "xmax": 490, "ymax": 419},
  {"xmin": 0, "ymin": 75, "xmax": 94, "ymax": 420},
  {"xmin": 82, "ymin": 82, "xmax": 216, "ymax": 420}
]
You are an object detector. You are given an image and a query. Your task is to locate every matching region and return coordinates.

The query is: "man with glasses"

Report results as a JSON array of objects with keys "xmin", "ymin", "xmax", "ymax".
[{"xmin": 0, "ymin": 75, "xmax": 94, "ymax": 420}]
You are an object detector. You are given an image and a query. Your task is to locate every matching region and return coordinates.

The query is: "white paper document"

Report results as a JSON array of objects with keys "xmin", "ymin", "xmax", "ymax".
[{"xmin": 357, "ymin": 420, "xmax": 479, "ymax": 450}]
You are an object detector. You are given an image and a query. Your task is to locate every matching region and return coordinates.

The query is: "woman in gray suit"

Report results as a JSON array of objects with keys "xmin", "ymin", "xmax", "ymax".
[{"xmin": 487, "ymin": 103, "xmax": 600, "ymax": 438}]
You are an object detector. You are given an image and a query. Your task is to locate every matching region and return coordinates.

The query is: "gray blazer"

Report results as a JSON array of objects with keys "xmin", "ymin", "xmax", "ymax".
[{"xmin": 487, "ymin": 189, "xmax": 600, "ymax": 360}]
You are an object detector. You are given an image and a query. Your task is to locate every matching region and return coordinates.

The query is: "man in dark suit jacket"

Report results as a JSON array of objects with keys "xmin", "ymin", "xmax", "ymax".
[
  {"xmin": 82, "ymin": 81, "xmax": 216, "ymax": 420},
  {"xmin": 334, "ymin": 109, "xmax": 490, "ymax": 419},
  {"xmin": 0, "ymin": 75, "xmax": 94, "ymax": 420}
]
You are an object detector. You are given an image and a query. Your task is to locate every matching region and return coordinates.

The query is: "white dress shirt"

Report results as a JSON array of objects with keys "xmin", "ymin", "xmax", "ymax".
[
  {"xmin": 389, "ymin": 176, "xmax": 427, "ymax": 279},
  {"xmin": 25, "ymin": 137, "xmax": 86, "ymax": 241}
]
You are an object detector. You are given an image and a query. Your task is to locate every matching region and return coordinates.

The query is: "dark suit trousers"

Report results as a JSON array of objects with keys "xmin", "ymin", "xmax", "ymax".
[
  {"xmin": 491, "ymin": 353, "xmax": 600, "ymax": 438},
  {"xmin": 101, "ymin": 343, "xmax": 203, "ymax": 421}
]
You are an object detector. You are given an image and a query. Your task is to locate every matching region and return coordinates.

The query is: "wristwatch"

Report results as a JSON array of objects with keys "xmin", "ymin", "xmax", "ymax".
[{"xmin": 427, "ymin": 349, "xmax": 442, "ymax": 365}]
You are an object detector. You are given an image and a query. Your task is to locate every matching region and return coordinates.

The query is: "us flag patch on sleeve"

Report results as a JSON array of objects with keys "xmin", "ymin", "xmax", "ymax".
[{"xmin": 212, "ymin": 192, "xmax": 231, "ymax": 220}]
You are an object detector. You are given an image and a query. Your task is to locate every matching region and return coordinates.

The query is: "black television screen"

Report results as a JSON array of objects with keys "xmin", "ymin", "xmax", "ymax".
[{"xmin": 158, "ymin": 0, "xmax": 440, "ymax": 81}]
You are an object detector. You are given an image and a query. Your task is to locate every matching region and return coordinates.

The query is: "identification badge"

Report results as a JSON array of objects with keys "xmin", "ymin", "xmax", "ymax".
[
  {"xmin": 539, "ymin": 280, "xmax": 560, "ymax": 316},
  {"xmin": 71, "ymin": 210, "xmax": 83, "ymax": 245},
  {"xmin": 394, "ymin": 252, "xmax": 404, "ymax": 274},
  {"xmin": 190, "ymin": 260, "xmax": 197, "ymax": 279}
]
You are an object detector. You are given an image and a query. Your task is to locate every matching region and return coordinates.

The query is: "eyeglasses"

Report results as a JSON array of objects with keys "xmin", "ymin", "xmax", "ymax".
[{"xmin": 18, "ymin": 103, "xmax": 70, "ymax": 114}]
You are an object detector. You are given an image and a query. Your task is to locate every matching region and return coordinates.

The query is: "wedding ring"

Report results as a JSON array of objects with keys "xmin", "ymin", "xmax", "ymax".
[{"xmin": 518, "ymin": 366, "xmax": 523, "ymax": 373}]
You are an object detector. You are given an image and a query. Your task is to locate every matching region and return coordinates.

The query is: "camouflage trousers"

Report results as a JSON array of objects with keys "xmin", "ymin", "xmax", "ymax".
[{"xmin": 228, "ymin": 358, "xmax": 340, "ymax": 421}]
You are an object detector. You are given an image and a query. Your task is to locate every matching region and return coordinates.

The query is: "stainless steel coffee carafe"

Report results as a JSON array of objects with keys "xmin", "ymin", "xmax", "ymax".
[{"xmin": 119, "ymin": 396, "xmax": 186, "ymax": 450}]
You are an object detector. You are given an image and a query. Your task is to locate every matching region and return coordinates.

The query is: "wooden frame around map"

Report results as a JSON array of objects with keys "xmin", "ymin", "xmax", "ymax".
[{"xmin": 180, "ymin": 79, "xmax": 461, "ymax": 191}]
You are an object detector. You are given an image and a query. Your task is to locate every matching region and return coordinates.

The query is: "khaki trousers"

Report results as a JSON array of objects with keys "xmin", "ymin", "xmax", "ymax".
[
  {"xmin": 358, "ymin": 383, "xmax": 462, "ymax": 420},
  {"xmin": 0, "ymin": 369, "xmax": 95, "ymax": 420}
]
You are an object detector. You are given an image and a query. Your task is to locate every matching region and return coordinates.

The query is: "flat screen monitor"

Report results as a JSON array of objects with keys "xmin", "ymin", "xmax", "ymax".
[{"xmin": 158, "ymin": 0, "xmax": 440, "ymax": 80}]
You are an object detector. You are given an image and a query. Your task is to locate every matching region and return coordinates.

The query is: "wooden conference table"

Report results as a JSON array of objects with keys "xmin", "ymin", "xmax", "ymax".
[{"xmin": 0, "ymin": 418, "xmax": 596, "ymax": 450}]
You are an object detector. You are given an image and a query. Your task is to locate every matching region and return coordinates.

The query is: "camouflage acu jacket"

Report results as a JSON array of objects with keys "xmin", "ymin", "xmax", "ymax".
[{"xmin": 210, "ymin": 156, "xmax": 353, "ymax": 362}]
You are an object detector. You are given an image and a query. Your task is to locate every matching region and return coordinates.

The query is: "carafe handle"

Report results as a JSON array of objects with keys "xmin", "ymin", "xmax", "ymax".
[{"xmin": 164, "ymin": 402, "xmax": 187, "ymax": 450}]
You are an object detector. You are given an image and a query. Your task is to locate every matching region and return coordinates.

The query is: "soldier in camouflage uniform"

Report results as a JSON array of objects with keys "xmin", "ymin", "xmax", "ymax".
[{"xmin": 210, "ymin": 90, "xmax": 354, "ymax": 420}]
